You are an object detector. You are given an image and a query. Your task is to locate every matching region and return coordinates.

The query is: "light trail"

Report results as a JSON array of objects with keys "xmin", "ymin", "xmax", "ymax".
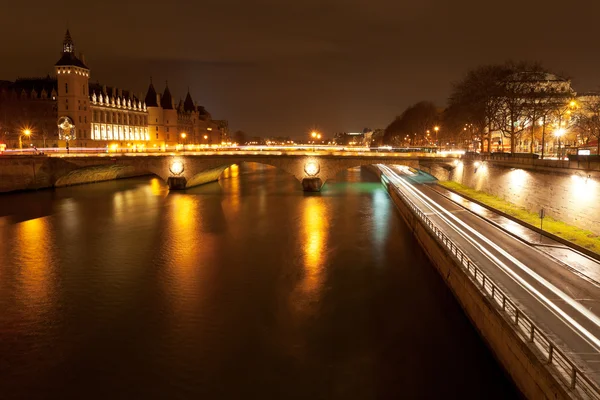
[{"xmin": 379, "ymin": 164, "xmax": 600, "ymax": 351}]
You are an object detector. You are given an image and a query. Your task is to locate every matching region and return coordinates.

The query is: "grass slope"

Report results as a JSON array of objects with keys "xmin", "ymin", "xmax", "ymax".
[{"xmin": 439, "ymin": 181, "xmax": 600, "ymax": 255}]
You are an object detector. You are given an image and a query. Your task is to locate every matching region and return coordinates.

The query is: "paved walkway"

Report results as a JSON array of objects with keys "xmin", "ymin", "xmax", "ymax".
[{"xmin": 429, "ymin": 183, "xmax": 600, "ymax": 285}]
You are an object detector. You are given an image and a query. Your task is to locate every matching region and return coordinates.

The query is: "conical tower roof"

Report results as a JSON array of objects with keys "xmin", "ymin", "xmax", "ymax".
[
  {"xmin": 144, "ymin": 79, "xmax": 158, "ymax": 107},
  {"xmin": 161, "ymin": 83, "xmax": 173, "ymax": 109},
  {"xmin": 183, "ymin": 89, "xmax": 195, "ymax": 112},
  {"xmin": 55, "ymin": 29, "xmax": 88, "ymax": 69}
]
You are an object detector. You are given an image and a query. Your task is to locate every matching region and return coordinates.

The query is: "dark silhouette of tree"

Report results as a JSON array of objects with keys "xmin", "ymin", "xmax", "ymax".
[
  {"xmin": 383, "ymin": 101, "xmax": 439, "ymax": 145},
  {"xmin": 233, "ymin": 130, "xmax": 247, "ymax": 145},
  {"xmin": 447, "ymin": 64, "xmax": 513, "ymax": 152}
]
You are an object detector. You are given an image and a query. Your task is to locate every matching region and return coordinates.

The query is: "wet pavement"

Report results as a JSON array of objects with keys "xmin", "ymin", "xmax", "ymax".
[
  {"xmin": 429, "ymin": 183, "xmax": 600, "ymax": 285},
  {"xmin": 388, "ymin": 165, "xmax": 600, "ymax": 287}
]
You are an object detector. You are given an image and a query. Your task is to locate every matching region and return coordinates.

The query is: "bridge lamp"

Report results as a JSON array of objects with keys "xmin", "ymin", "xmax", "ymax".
[
  {"xmin": 170, "ymin": 160, "xmax": 184, "ymax": 175},
  {"xmin": 304, "ymin": 160, "xmax": 320, "ymax": 177}
]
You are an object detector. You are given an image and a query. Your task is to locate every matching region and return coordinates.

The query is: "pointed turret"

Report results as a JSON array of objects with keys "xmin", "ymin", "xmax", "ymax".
[
  {"xmin": 55, "ymin": 29, "xmax": 88, "ymax": 69},
  {"xmin": 183, "ymin": 89, "xmax": 195, "ymax": 112},
  {"xmin": 161, "ymin": 82, "xmax": 173, "ymax": 109},
  {"xmin": 63, "ymin": 29, "xmax": 74, "ymax": 53},
  {"xmin": 145, "ymin": 79, "xmax": 158, "ymax": 107}
]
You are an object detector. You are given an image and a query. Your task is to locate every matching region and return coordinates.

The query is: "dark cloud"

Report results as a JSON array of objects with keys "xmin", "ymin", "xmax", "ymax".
[{"xmin": 2, "ymin": 0, "xmax": 600, "ymax": 137}]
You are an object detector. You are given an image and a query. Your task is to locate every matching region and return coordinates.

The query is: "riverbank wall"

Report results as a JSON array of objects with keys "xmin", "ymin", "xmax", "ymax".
[
  {"xmin": 0, "ymin": 156, "xmax": 148, "ymax": 193},
  {"xmin": 368, "ymin": 165, "xmax": 573, "ymax": 399},
  {"xmin": 420, "ymin": 159, "xmax": 600, "ymax": 235}
]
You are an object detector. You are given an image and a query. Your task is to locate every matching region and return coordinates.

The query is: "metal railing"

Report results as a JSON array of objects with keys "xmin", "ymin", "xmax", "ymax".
[
  {"xmin": 463, "ymin": 153, "xmax": 600, "ymax": 173},
  {"xmin": 387, "ymin": 176, "xmax": 600, "ymax": 399}
]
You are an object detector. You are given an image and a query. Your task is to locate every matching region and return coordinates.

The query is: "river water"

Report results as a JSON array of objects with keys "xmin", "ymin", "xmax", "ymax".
[{"xmin": 0, "ymin": 164, "xmax": 517, "ymax": 399}]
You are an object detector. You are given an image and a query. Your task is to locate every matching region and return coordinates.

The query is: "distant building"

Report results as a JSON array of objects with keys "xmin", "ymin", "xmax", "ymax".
[
  {"xmin": 0, "ymin": 30, "xmax": 227, "ymax": 150},
  {"xmin": 333, "ymin": 131, "xmax": 370, "ymax": 146}
]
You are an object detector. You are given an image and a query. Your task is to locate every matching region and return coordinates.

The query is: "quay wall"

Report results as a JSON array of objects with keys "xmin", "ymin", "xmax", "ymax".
[
  {"xmin": 420, "ymin": 160, "xmax": 600, "ymax": 235},
  {"xmin": 368, "ymin": 165, "xmax": 572, "ymax": 399}
]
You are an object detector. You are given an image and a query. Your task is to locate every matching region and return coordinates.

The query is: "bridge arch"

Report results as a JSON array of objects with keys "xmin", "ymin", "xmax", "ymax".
[{"xmin": 46, "ymin": 154, "xmax": 460, "ymax": 192}]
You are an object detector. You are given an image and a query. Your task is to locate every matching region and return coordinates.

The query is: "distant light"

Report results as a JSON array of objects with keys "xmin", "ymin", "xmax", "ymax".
[
  {"xmin": 170, "ymin": 160, "xmax": 184, "ymax": 175},
  {"xmin": 554, "ymin": 128, "xmax": 566, "ymax": 137}
]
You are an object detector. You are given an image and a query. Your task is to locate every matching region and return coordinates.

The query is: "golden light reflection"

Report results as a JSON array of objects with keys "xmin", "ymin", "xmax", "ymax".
[
  {"xmin": 16, "ymin": 217, "xmax": 52, "ymax": 317},
  {"xmin": 221, "ymin": 164, "xmax": 241, "ymax": 217},
  {"xmin": 296, "ymin": 197, "xmax": 328, "ymax": 306},
  {"xmin": 571, "ymin": 174, "xmax": 597, "ymax": 204},
  {"xmin": 149, "ymin": 177, "xmax": 167, "ymax": 196},
  {"xmin": 165, "ymin": 195, "xmax": 203, "ymax": 315}
]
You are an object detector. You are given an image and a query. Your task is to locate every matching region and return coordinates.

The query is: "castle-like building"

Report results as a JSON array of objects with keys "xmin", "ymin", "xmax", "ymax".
[{"xmin": 0, "ymin": 30, "xmax": 228, "ymax": 150}]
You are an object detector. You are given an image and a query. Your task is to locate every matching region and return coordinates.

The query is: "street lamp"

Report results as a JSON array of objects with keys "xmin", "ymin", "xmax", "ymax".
[
  {"xmin": 554, "ymin": 128, "xmax": 565, "ymax": 159},
  {"xmin": 19, "ymin": 129, "xmax": 31, "ymax": 149},
  {"xmin": 180, "ymin": 132, "xmax": 187, "ymax": 152},
  {"xmin": 57, "ymin": 116, "xmax": 75, "ymax": 154},
  {"xmin": 434, "ymin": 126, "xmax": 439, "ymax": 147}
]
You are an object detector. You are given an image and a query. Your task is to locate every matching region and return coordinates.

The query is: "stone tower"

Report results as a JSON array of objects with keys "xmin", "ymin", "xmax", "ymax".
[{"xmin": 55, "ymin": 30, "xmax": 92, "ymax": 146}]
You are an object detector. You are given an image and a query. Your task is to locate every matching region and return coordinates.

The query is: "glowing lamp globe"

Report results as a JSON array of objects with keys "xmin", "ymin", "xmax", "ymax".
[
  {"xmin": 304, "ymin": 161, "xmax": 320, "ymax": 177},
  {"xmin": 170, "ymin": 160, "xmax": 184, "ymax": 175}
]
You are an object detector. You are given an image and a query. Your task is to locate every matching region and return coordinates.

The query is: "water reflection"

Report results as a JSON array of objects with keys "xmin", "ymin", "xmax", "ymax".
[
  {"xmin": 16, "ymin": 217, "xmax": 54, "ymax": 320},
  {"xmin": 296, "ymin": 196, "xmax": 328, "ymax": 309},
  {"xmin": 0, "ymin": 167, "xmax": 517, "ymax": 399}
]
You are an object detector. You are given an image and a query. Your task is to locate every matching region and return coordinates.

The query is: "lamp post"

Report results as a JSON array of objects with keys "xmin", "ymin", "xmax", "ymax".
[
  {"xmin": 64, "ymin": 134, "xmax": 71, "ymax": 154},
  {"xmin": 57, "ymin": 116, "xmax": 75, "ymax": 154},
  {"xmin": 434, "ymin": 126, "xmax": 439, "ymax": 148},
  {"xmin": 554, "ymin": 128, "xmax": 565, "ymax": 160},
  {"xmin": 19, "ymin": 129, "xmax": 31, "ymax": 150},
  {"xmin": 180, "ymin": 132, "xmax": 187, "ymax": 153}
]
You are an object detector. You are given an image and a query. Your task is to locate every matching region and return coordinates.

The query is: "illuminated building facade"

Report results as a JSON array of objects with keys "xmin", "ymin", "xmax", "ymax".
[
  {"xmin": 145, "ymin": 81, "xmax": 229, "ymax": 149},
  {"xmin": 0, "ymin": 30, "xmax": 227, "ymax": 149}
]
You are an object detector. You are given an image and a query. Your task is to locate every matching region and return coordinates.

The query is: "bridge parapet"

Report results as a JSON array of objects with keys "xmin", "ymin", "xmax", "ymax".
[{"xmin": 0, "ymin": 153, "xmax": 459, "ymax": 192}]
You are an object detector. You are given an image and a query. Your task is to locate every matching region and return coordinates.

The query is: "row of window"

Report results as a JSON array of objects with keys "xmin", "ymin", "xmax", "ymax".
[
  {"xmin": 91, "ymin": 124, "xmax": 149, "ymax": 141},
  {"xmin": 92, "ymin": 110, "xmax": 147, "ymax": 125}
]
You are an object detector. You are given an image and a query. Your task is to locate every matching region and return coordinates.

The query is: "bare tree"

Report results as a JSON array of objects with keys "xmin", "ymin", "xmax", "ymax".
[{"xmin": 447, "ymin": 64, "xmax": 514, "ymax": 152}]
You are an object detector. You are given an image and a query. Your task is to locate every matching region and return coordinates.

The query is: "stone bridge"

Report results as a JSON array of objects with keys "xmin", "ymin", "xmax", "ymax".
[{"xmin": 0, "ymin": 153, "xmax": 458, "ymax": 192}]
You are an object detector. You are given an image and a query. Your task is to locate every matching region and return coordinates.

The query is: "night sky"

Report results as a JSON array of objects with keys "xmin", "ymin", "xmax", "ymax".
[{"xmin": 2, "ymin": 0, "xmax": 600, "ymax": 138}]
